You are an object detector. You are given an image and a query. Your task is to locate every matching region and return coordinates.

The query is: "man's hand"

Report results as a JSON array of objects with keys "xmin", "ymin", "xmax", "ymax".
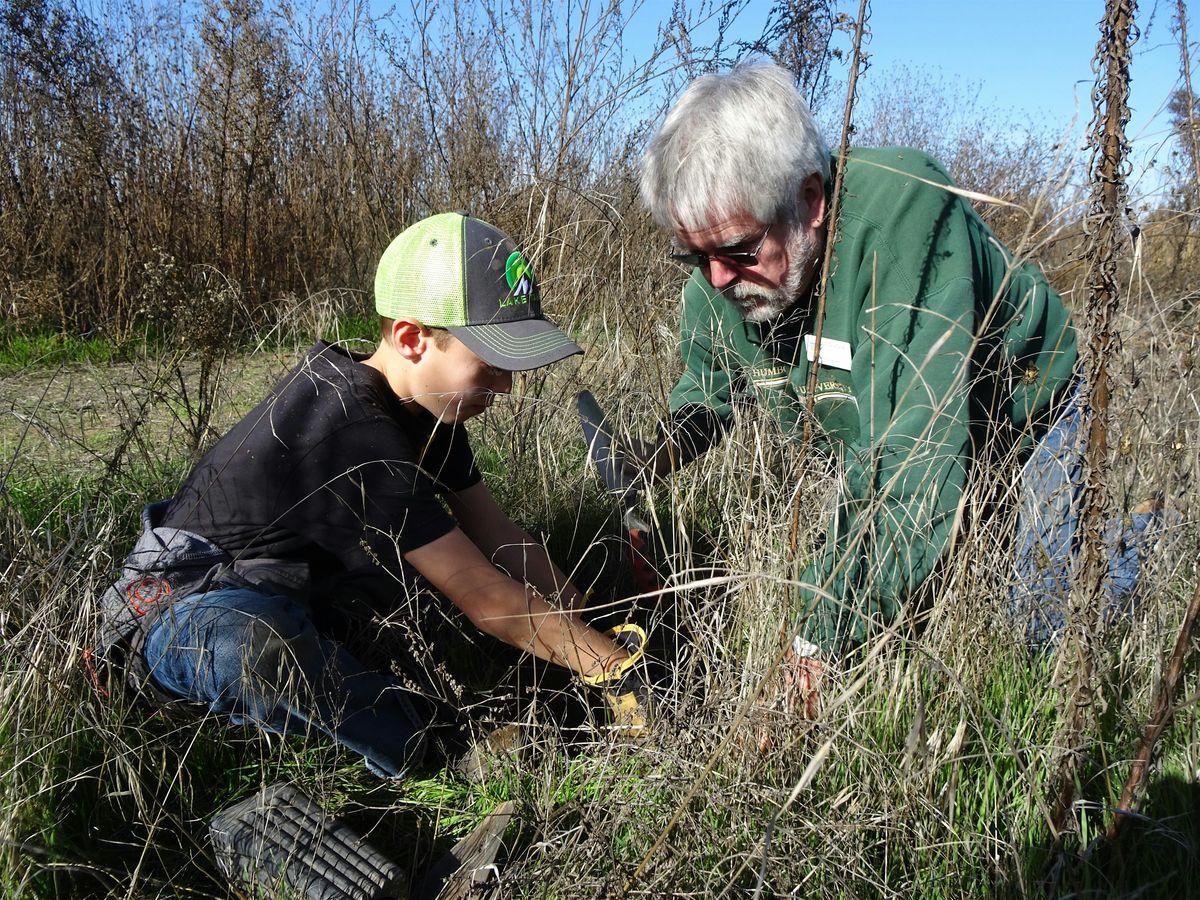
[
  {"xmin": 753, "ymin": 644, "xmax": 824, "ymax": 753},
  {"xmin": 577, "ymin": 391, "xmax": 679, "ymax": 500},
  {"xmin": 752, "ymin": 635, "xmax": 826, "ymax": 753},
  {"xmin": 781, "ymin": 648, "xmax": 824, "ymax": 720}
]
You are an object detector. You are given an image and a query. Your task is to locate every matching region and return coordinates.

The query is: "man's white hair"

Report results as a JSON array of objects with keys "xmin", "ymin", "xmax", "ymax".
[{"xmin": 640, "ymin": 61, "xmax": 830, "ymax": 231}]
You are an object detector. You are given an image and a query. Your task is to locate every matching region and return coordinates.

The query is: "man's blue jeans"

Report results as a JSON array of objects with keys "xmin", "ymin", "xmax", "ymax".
[
  {"xmin": 141, "ymin": 589, "xmax": 431, "ymax": 778},
  {"xmin": 1011, "ymin": 390, "xmax": 1155, "ymax": 647}
]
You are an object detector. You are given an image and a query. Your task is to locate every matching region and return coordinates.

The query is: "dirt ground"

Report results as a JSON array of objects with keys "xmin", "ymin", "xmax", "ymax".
[{"xmin": 1, "ymin": 349, "xmax": 301, "ymax": 475}]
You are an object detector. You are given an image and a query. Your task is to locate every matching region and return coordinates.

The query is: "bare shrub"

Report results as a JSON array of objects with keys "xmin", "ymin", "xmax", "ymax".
[{"xmin": 852, "ymin": 65, "xmax": 1074, "ymax": 252}]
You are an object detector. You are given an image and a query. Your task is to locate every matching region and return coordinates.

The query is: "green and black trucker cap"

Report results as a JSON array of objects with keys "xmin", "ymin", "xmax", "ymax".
[{"xmin": 374, "ymin": 212, "xmax": 583, "ymax": 371}]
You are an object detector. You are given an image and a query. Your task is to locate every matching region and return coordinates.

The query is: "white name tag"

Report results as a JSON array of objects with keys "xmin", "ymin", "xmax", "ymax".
[{"xmin": 804, "ymin": 334, "xmax": 853, "ymax": 371}]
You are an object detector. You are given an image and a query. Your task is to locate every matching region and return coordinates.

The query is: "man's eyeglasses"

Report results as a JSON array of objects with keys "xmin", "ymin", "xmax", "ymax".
[{"xmin": 669, "ymin": 225, "xmax": 771, "ymax": 270}]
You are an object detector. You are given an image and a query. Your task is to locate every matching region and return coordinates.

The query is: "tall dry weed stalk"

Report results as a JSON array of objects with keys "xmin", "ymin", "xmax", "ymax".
[
  {"xmin": 1101, "ymin": 0, "xmax": 1200, "ymax": 849},
  {"xmin": 1046, "ymin": 0, "xmax": 1136, "ymax": 848}
]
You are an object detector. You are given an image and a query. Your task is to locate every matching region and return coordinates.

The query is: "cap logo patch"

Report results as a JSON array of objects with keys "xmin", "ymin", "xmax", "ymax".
[{"xmin": 500, "ymin": 251, "xmax": 535, "ymax": 308}]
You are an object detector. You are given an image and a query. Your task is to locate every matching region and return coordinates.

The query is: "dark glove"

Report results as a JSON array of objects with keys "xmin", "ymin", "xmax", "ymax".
[
  {"xmin": 581, "ymin": 624, "xmax": 654, "ymax": 738},
  {"xmin": 622, "ymin": 436, "xmax": 666, "ymax": 481}
]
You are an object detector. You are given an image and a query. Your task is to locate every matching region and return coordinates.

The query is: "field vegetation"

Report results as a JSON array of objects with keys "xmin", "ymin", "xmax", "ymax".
[{"xmin": 2, "ymin": 0, "xmax": 1200, "ymax": 896}]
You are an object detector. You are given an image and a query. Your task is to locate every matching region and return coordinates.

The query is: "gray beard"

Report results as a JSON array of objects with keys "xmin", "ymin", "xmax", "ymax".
[
  {"xmin": 731, "ymin": 283, "xmax": 799, "ymax": 323},
  {"xmin": 727, "ymin": 227, "xmax": 821, "ymax": 323}
]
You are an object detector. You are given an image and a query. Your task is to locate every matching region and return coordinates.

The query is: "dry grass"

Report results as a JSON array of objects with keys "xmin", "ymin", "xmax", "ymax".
[{"xmin": 4, "ymin": 206, "xmax": 1198, "ymax": 897}]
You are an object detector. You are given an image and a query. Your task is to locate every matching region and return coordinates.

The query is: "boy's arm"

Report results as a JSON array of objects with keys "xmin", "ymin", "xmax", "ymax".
[
  {"xmin": 445, "ymin": 481, "xmax": 587, "ymax": 610},
  {"xmin": 403, "ymin": 526, "xmax": 621, "ymax": 679}
]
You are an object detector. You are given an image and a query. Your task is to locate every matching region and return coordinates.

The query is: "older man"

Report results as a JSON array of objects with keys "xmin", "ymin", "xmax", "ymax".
[{"xmin": 630, "ymin": 62, "xmax": 1127, "ymax": 707}]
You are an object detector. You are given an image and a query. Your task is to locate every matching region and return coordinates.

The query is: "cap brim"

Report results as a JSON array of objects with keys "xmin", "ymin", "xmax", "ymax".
[{"xmin": 448, "ymin": 318, "xmax": 583, "ymax": 372}]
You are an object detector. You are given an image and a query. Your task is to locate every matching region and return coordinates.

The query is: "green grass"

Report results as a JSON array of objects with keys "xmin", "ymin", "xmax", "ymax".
[
  {"xmin": 3, "ymin": 462, "xmax": 189, "ymax": 544},
  {"xmin": 317, "ymin": 308, "xmax": 377, "ymax": 346},
  {"xmin": 0, "ymin": 305, "xmax": 377, "ymax": 376},
  {"xmin": 0, "ymin": 326, "xmax": 118, "ymax": 374}
]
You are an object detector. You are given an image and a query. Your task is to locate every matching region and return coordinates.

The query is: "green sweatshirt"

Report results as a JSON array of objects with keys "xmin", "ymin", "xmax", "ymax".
[{"xmin": 667, "ymin": 147, "xmax": 1078, "ymax": 653}]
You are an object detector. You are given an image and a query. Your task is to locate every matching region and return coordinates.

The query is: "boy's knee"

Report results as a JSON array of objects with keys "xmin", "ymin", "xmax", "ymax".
[
  {"xmin": 155, "ymin": 592, "xmax": 322, "ymax": 699},
  {"xmin": 238, "ymin": 607, "xmax": 325, "ymax": 690}
]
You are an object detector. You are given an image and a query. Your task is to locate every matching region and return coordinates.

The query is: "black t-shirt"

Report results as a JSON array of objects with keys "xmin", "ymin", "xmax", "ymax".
[{"xmin": 164, "ymin": 342, "xmax": 481, "ymax": 594}]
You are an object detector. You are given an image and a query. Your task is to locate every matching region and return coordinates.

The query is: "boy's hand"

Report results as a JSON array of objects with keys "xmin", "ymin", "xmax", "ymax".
[
  {"xmin": 582, "ymin": 624, "xmax": 654, "ymax": 739},
  {"xmin": 601, "ymin": 668, "xmax": 653, "ymax": 738}
]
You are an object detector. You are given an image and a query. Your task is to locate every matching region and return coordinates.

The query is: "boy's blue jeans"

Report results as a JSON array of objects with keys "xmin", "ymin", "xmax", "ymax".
[
  {"xmin": 1011, "ymin": 389, "xmax": 1156, "ymax": 647},
  {"xmin": 141, "ymin": 589, "xmax": 432, "ymax": 778}
]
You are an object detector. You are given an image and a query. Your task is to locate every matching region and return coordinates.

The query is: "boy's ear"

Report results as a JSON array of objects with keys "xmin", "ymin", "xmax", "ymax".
[{"xmin": 388, "ymin": 318, "xmax": 431, "ymax": 361}]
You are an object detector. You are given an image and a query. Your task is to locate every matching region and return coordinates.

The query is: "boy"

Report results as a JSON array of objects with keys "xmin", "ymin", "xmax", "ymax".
[{"xmin": 96, "ymin": 212, "xmax": 644, "ymax": 776}]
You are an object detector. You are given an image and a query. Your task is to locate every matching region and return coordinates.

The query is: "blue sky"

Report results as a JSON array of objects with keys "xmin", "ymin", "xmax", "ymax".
[
  {"xmin": 638, "ymin": 0, "xmax": 1187, "ymax": 204},
  {"xmin": 855, "ymin": 0, "xmax": 1185, "ymax": 202}
]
